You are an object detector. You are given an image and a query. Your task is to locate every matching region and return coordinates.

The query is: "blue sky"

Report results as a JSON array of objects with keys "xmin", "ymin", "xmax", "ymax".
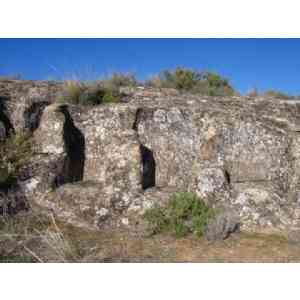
[{"xmin": 1, "ymin": 38, "xmax": 300, "ymax": 95}]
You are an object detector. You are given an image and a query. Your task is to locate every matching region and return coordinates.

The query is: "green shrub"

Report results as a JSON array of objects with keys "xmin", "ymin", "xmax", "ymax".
[
  {"xmin": 0, "ymin": 133, "xmax": 33, "ymax": 187},
  {"xmin": 147, "ymin": 67, "xmax": 236, "ymax": 96},
  {"xmin": 142, "ymin": 205, "xmax": 169, "ymax": 235},
  {"xmin": 102, "ymin": 89, "xmax": 120, "ymax": 103},
  {"xmin": 147, "ymin": 67, "xmax": 201, "ymax": 91},
  {"xmin": 201, "ymin": 72, "xmax": 236, "ymax": 96},
  {"xmin": 162, "ymin": 68, "xmax": 201, "ymax": 90},
  {"xmin": 143, "ymin": 192, "xmax": 215, "ymax": 238}
]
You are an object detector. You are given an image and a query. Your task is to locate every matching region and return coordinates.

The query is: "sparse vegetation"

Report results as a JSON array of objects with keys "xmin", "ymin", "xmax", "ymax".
[
  {"xmin": 57, "ymin": 73, "xmax": 138, "ymax": 106},
  {"xmin": 0, "ymin": 133, "xmax": 33, "ymax": 187},
  {"xmin": 0, "ymin": 210, "xmax": 298, "ymax": 263},
  {"xmin": 52, "ymin": 69, "xmax": 300, "ymax": 102},
  {"xmin": 149, "ymin": 68, "xmax": 202, "ymax": 90},
  {"xmin": 200, "ymin": 71, "xmax": 236, "ymax": 96},
  {"xmin": 262, "ymin": 89, "xmax": 291, "ymax": 99},
  {"xmin": 143, "ymin": 192, "xmax": 216, "ymax": 238},
  {"xmin": 246, "ymin": 88, "xmax": 259, "ymax": 97},
  {"xmin": 0, "ymin": 212, "xmax": 82, "ymax": 262},
  {"xmin": 0, "ymin": 74, "xmax": 22, "ymax": 81},
  {"xmin": 102, "ymin": 72, "xmax": 137, "ymax": 90},
  {"xmin": 146, "ymin": 67, "xmax": 236, "ymax": 96}
]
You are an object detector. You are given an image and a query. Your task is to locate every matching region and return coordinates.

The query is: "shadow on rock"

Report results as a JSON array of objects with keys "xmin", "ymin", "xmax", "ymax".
[
  {"xmin": 55, "ymin": 105, "xmax": 85, "ymax": 186},
  {"xmin": 0, "ymin": 96, "xmax": 14, "ymax": 137}
]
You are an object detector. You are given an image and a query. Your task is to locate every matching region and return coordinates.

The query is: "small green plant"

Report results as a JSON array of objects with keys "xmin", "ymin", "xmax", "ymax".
[
  {"xmin": 102, "ymin": 89, "xmax": 120, "ymax": 103},
  {"xmin": 0, "ymin": 133, "xmax": 33, "ymax": 187},
  {"xmin": 143, "ymin": 192, "xmax": 215, "ymax": 238}
]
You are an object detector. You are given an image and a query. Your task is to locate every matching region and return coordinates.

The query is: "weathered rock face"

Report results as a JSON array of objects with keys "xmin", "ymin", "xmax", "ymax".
[
  {"xmin": 70, "ymin": 105, "xmax": 142, "ymax": 191},
  {"xmin": 0, "ymin": 80, "xmax": 62, "ymax": 133},
  {"xmin": 2, "ymin": 81, "xmax": 300, "ymax": 234}
]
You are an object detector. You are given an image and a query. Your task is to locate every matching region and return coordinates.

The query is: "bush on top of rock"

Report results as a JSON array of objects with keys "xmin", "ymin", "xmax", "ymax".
[
  {"xmin": 57, "ymin": 73, "xmax": 138, "ymax": 106},
  {"xmin": 146, "ymin": 67, "xmax": 236, "ymax": 96}
]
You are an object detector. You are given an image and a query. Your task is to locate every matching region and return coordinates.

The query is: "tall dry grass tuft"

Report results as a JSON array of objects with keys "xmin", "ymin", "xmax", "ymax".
[
  {"xmin": 0, "ymin": 212, "xmax": 82, "ymax": 263},
  {"xmin": 36, "ymin": 214, "xmax": 79, "ymax": 262}
]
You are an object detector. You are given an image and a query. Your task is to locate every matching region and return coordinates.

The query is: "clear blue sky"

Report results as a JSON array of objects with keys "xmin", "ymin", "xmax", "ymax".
[{"xmin": 1, "ymin": 38, "xmax": 300, "ymax": 95}]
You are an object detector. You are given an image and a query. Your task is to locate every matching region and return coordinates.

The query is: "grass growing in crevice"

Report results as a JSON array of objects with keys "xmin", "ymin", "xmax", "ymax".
[{"xmin": 143, "ymin": 192, "xmax": 215, "ymax": 238}]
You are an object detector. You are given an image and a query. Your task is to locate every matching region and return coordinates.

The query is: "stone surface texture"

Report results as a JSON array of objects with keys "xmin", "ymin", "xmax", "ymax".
[{"xmin": 2, "ymin": 80, "xmax": 300, "ymax": 234}]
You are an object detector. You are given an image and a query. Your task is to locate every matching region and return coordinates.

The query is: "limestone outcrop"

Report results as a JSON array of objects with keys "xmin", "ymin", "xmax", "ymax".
[{"xmin": 2, "ymin": 80, "xmax": 300, "ymax": 234}]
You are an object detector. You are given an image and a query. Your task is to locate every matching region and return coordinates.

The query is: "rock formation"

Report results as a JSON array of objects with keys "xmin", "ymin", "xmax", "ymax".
[{"xmin": 1, "ymin": 79, "xmax": 300, "ymax": 234}]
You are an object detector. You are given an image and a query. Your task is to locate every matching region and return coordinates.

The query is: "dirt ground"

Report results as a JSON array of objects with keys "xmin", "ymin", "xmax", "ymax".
[
  {"xmin": 62, "ymin": 225, "xmax": 300, "ymax": 263},
  {"xmin": 1, "ymin": 213, "xmax": 300, "ymax": 263}
]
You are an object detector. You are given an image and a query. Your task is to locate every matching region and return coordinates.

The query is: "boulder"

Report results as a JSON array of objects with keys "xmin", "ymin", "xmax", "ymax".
[
  {"xmin": 32, "ymin": 181, "xmax": 141, "ymax": 230},
  {"xmin": 204, "ymin": 210, "xmax": 240, "ymax": 241},
  {"xmin": 193, "ymin": 167, "xmax": 230, "ymax": 204}
]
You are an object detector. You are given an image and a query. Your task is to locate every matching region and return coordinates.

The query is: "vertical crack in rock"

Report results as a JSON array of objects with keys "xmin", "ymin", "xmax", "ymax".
[
  {"xmin": 140, "ymin": 144, "xmax": 156, "ymax": 190},
  {"xmin": 24, "ymin": 101, "xmax": 50, "ymax": 132},
  {"xmin": 0, "ymin": 96, "xmax": 14, "ymax": 137},
  {"xmin": 133, "ymin": 108, "xmax": 156, "ymax": 190},
  {"xmin": 132, "ymin": 108, "xmax": 143, "ymax": 131},
  {"xmin": 55, "ymin": 105, "xmax": 85, "ymax": 186},
  {"xmin": 224, "ymin": 170, "xmax": 231, "ymax": 185}
]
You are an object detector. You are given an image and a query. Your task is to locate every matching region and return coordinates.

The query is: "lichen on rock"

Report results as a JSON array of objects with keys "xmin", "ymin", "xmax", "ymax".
[{"xmin": 2, "ymin": 80, "xmax": 300, "ymax": 235}]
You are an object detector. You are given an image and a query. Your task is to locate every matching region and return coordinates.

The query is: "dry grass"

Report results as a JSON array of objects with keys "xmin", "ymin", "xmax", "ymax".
[
  {"xmin": 35, "ymin": 214, "xmax": 80, "ymax": 262},
  {"xmin": 1, "ymin": 211, "xmax": 300, "ymax": 263},
  {"xmin": 0, "ymin": 212, "xmax": 82, "ymax": 263}
]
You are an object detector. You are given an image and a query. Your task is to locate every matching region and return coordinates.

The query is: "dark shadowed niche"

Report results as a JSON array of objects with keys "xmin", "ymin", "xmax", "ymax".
[
  {"xmin": 140, "ymin": 145, "xmax": 156, "ymax": 190},
  {"xmin": 0, "ymin": 96, "xmax": 14, "ymax": 136},
  {"xmin": 24, "ymin": 101, "xmax": 50, "ymax": 132},
  {"xmin": 54, "ymin": 106, "xmax": 85, "ymax": 186}
]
